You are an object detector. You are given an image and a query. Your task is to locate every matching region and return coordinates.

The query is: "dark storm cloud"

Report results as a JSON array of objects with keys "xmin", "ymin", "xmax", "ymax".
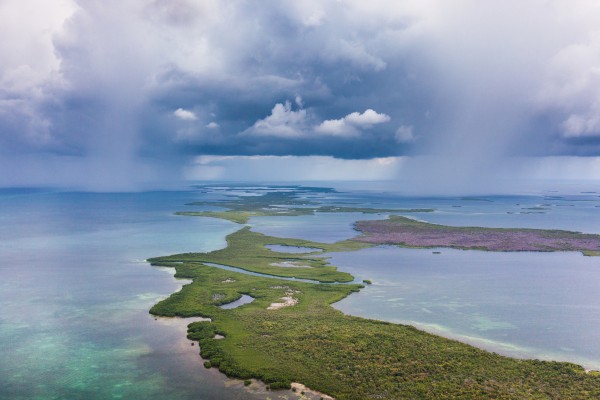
[{"xmin": 3, "ymin": 0, "xmax": 600, "ymax": 188}]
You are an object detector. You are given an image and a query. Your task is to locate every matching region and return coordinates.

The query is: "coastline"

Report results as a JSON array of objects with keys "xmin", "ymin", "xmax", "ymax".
[
  {"xmin": 149, "ymin": 227, "xmax": 600, "ymax": 399},
  {"xmin": 148, "ymin": 186, "xmax": 600, "ymax": 398}
]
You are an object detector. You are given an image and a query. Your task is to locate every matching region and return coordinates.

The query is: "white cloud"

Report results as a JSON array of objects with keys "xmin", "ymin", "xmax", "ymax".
[
  {"xmin": 315, "ymin": 118, "xmax": 354, "ymax": 136},
  {"xmin": 246, "ymin": 103, "xmax": 390, "ymax": 138},
  {"xmin": 174, "ymin": 108, "xmax": 197, "ymax": 121},
  {"xmin": 329, "ymin": 39, "xmax": 387, "ymax": 71},
  {"xmin": 283, "ymin": 1, "xmax": 326, "ymax": 27},
  {"xmin": 243, "ymin": 101, "xmax": 309, "ymax": 137},
  {"xmin": 395, "ymin": 125, "xmax": 415, "ymax": 143},
  {"xmin": 540, "ymin": 35, "xmax": 600, "ymax": 137},
  {"xmin": 315, "ymin": 109, "xmax": 390, "ymax": 136},
  {"xmin": 345, "ymin": 109, "xmax": 391, "ymax": 126},
  {"xmin": 533, "ymin": 6, "xmax": 600, "ymax": 138},
  {"xmin": 561, "ymin": 111, "xmax": 600, "ymax": 138},
  {"xmin": 206, "ymin": 121, "xmax": 220, "ymax": 129},
  {"xmin": 0, "ymin": 0, "xmax": 76, "ymax": 95}
]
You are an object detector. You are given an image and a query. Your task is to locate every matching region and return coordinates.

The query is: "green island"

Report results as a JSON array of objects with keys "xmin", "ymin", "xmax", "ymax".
[
  {"xmin": 149, "ymin": 188, "xmax": 600, "ymax": 399},
  {"xmin": 150, "ymin": 231, "xmax": 600, "ymax": 399},
  {"xmin": 177, "ymin": 188, "xmax": 433, "ymax": 224},
  {"xmin": 152, "ymin": 227, "xmax": 367, "ymax": 283}
]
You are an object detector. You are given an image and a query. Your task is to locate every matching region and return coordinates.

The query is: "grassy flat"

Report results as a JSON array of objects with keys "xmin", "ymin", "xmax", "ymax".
[{"xmin": 150, "ymin": 228, "xmax": 600, "ymax": 399}]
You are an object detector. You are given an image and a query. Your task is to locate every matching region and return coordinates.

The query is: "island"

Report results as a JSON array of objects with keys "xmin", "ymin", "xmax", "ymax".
[
  {"xmin": 177, "ymin": 186, "xmax": 433, "ymax": 224},
  {"xmin": 149, "ymin": 187, "xmax": 600, "ymax": 399},
  {"xmin": 354, "ymin": 215, "xmax": 600, "ymax": 256}
]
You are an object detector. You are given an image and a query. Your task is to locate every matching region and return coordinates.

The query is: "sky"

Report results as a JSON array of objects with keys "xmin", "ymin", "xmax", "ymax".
[{"xmin": 2, "ymin": 0, "xmax": 600, "ymax": 192}]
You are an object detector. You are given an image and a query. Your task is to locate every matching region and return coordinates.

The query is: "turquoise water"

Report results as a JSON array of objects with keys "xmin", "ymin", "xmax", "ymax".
[{"xmin": 0, "ymin": 189, "xmax": 294, "ymax": 400}]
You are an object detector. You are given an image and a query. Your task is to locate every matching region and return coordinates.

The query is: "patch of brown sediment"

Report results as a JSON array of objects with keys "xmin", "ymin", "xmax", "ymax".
[{"xmin": 291, "ymin": 382, "xmax": 335, "ymax": 399}]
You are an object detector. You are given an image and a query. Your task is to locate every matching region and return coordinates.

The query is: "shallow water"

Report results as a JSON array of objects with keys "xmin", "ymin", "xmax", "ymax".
[
  {"xmin": 0, "ymin": 189, "xmax": 295, "ymax": 400},
  {"xmin": 250, "ymin": 212, "xmax": 389, "ymax": 243},
  {"xmin": 330, "ymin": 246, "xmax": 600, "ymax": 370},
  {"xmin": 220, "ymin": 294, "xmax": 255, "ymax": 309}
]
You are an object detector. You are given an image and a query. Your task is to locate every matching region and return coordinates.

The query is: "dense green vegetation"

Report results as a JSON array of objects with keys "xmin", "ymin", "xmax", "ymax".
[
  {"xmin": 150, "ymin": 228, "xmax": 600, "ymax": 399},
  {"xmin": 149, "ymin": 228, "xmax": 369, "ymax": 283}
]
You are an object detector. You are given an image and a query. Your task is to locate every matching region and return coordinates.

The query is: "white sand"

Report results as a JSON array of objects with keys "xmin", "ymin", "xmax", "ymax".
[
  {"xmin": 270, "ymin": 261, "xmax": 312, "ymax": 268},
  {"xmin": 267, "ymin": 296, "xmax": 299, "ymax": 310},
  {"xmin": 291, "ymin": 382, "xmax": 335, "ymax": 399}
]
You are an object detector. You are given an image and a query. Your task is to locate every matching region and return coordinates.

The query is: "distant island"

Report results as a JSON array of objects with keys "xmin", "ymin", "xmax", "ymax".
[
  {"xmin": 354, "ymin": 215, "xmax": 600, "ymax": 256},
  {"xmin": 150, "ymin": 187, "xmax": 600, "ymax": 399},
  {"xmin": 177, "ymin": 186, "xmax": 433, "ymax": 224}
]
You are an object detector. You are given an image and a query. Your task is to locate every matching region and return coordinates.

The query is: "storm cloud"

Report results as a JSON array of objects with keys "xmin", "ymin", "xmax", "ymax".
[{"xmin": 2, "ymin": 0, "xmax": 600, "ymax": 189}]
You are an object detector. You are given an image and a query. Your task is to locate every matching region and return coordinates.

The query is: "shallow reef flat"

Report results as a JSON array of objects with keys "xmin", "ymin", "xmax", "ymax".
[{"xmin": 354, "ymin": 215, "xmax": 600, "ymax": 255}]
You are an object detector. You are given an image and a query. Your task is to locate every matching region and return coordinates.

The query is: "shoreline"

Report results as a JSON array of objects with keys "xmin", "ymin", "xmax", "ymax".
[
  {"xmin": 151, "ymin": 261, "xmax": 329, "ymax": 400},
  {"xmin": 148, "ymin": 186, "xmax": 600, "ymax": 398}
]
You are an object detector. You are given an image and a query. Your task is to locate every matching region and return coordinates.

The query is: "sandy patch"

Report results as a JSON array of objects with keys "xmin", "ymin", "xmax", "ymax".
[
  {"xmin": 267, "ymin": 289, "xmax": 301, "ymax": 310},
  {"xmin": 270, "ymin": 261, "xmax": 312, "ymax": 268},
  {"xmin": 291, "ymin": 382, "xmax": 335, "ymax": 399},
  {"xmin": 267, "ymin": 296, "xmax": 298, "ymax": 310}
]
